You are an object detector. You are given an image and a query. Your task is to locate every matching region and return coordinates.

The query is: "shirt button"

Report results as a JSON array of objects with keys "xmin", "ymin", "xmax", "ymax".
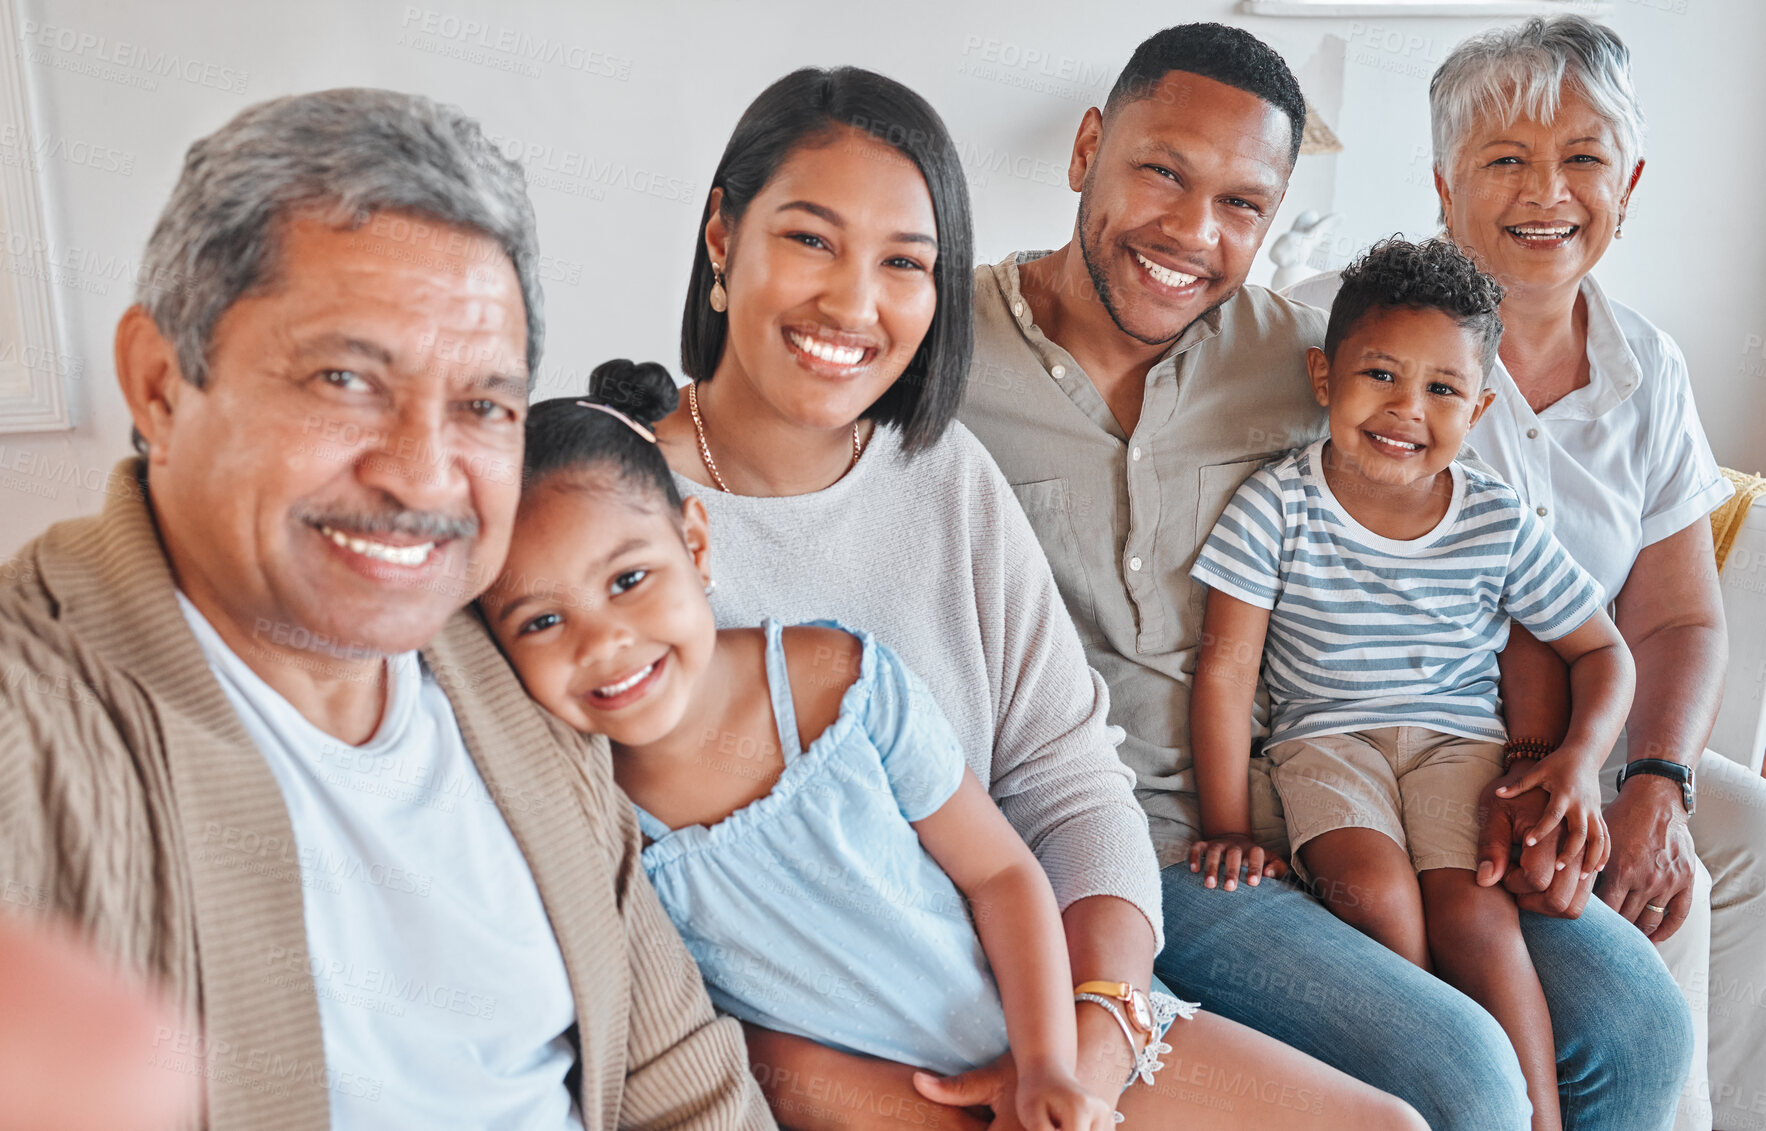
[
  {"xmin": 1536, "ymin": 506, "xmax": 1549, "ymax": 517},
  {"xmin": 1129, "ymin": 556, "xmax": 1143, "ymax": 572},
  {"xmin": 1132, "ymin": 447, "xmax": 1143, "ymax": 461},
  {"xmin": 1526, "ymin": 428, "xmax": 1539, "ymax": 439},
  {"xmin": 1012, "ymin": 301, "xmax": 1025, "ymax": 318},
  {"xmin": 1050, "ymin": 364, "xmax": 1066, "ymax": 379}
]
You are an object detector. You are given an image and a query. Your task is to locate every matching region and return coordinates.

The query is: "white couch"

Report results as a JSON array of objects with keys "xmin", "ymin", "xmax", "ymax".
[{"xmin": 1714, "ymin": 489, "xmax": 1766, "ymax": 774}]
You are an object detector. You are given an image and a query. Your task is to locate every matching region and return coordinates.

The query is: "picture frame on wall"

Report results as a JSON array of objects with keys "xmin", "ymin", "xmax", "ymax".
[{"xmin": 0, "ymin": 0, "xmax": 74, "ymax": 434}]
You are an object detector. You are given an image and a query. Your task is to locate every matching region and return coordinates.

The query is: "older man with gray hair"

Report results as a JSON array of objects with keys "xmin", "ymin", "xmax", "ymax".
[{"xmin": 0, "ymin": 88, "xmax": 770, "ymax": 1129}]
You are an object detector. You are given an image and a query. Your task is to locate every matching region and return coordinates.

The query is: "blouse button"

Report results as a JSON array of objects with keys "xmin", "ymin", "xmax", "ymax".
[
  {"xmin": 1051, "ymin": 364, "xmax": 1067, "ymax": 379},
  {"xmin": 1129, "ymin": 556, "xmax": 1143, "ymax": 572},
  {"xmin": 1132, "ymin": 447, "xmax": 1143, "ymax": 461},
  {"xmin": 1012, "ymin": 301, "xmax": 1026, "ymax": 318},
  {"xmin": 1536, "ymin": 506, "xmax": 1549, "ymax": 517},
  {"xmin": 1526, "ymin": 428, "xmax": 1539, "ymax": 439}
]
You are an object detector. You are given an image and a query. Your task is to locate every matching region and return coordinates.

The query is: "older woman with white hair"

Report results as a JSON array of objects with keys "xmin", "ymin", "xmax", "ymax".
[{"xmin": 1293, "ymin": 16, "xmax": 1766, "ymax": 1131}]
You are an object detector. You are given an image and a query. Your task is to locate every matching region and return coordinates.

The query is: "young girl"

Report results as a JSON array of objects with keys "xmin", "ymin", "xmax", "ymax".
[{"xmin": 480, "ymin": 359, "xmax": 1185, "ymax": 1130}]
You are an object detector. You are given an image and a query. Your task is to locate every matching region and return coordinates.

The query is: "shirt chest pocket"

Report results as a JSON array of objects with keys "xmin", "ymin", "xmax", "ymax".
[{"xmin": 1008, "ymin": 478, "xmax": 1101, "ymax": 635}]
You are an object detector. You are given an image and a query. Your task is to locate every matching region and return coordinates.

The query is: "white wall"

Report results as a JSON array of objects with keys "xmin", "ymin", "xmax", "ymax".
[{"xmin": 2, "ymin": 0, "xmax": 1761, "ymax": 557}]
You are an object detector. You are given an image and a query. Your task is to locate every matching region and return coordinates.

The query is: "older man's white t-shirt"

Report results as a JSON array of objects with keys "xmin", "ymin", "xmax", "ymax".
[{"xmin": 177, "ymin": 593, "xmax": 583, "ymax": 1129}]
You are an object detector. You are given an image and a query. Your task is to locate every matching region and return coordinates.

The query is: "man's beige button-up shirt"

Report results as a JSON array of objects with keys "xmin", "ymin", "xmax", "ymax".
[{"xmin": 959, "ymin": 251, "xmax": 1328, "ymax": 864}]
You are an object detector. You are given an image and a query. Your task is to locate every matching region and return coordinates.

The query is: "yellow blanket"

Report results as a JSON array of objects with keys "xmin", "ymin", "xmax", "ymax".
[{"xmin": 1713, "ymin": 467, "xmax": 1766, "ymax": 573}]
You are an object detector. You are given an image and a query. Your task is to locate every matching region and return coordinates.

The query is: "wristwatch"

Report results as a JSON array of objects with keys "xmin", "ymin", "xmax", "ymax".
[
  {"xmin": 1074, "ymin": 980, "xmax": 1154, "ymax": 1038},
  {"xmin": 1615, "ymin": 757, "xmax": 1696, "ymax": 816}
]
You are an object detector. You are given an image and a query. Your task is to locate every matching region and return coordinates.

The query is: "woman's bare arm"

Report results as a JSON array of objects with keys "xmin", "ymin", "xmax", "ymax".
[
  {"xmin": 1602, "ymin": 519, "xmax": 1726, "ymax": 941},
  {"xmin": 1612, "ymin": 519, "xmax": 1726, "ymax": 774}
]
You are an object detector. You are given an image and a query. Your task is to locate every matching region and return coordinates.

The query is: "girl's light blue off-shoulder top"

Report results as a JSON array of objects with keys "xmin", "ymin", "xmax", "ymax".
[{"xmin": 634, "ymin": 618, "xmax": 1006, "ymax": 1076}]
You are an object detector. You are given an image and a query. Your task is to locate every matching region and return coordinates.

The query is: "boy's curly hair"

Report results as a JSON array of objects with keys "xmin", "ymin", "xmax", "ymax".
[{"xmin": 1324, "ymin": 237, "xmax": 1506, "ymax": 376}]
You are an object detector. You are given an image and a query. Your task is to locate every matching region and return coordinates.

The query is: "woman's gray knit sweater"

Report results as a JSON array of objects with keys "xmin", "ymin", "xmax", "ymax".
[{"xmin": 674, "ymin": 420, "xmax": 1163, "ymax": 946}]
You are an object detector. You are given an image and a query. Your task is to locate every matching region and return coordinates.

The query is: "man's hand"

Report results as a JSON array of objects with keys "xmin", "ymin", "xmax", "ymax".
[
  {"xmin": 1188, "ymin": 833, "xmax": 1287, "ymax": 891},
  {"xmin": 1493, "ymin": 748, "xmax": 1610, "ymax": 875},
  {"xmin": 1598, "ymin": 774, "xmax": 1697, "ymax": 942},
  {"xmin": 914, "ymin": 1052, "xmax": 1024, "ymax": 1130},
  {"xmin": 915, "ymin": 1044, "xmax": 1124, "ymax": 1131},
  {"xmin": 0, "ymin": 917, "xmax": 198, "ymax": 1131},
  {"xmin": 1476, "ymin": 761, "xmax": 1599, "ymax": 919}
]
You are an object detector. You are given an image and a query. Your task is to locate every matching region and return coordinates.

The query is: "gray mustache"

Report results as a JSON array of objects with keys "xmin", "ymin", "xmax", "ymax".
[{"xmin": 294, "ymin": 505, "xmax": 480, "ymax": 542}]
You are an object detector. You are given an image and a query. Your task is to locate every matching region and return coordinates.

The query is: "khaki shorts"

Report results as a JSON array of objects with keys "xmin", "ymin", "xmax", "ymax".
[{"xmin": 1263, "ymin": 726, "xmax": 1504, "ymax": 882}]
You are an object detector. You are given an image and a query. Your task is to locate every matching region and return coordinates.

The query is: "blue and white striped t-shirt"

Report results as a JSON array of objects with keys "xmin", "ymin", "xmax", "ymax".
[{"xmin": 1190, "ymin": 440, "xmax": 1605, "ymax": 746}]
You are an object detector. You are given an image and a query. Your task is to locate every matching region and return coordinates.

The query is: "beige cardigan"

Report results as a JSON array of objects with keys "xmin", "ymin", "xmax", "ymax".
[{"xmin": 0, "ymin": 460, "xmax": 771, "ymax": 1130}]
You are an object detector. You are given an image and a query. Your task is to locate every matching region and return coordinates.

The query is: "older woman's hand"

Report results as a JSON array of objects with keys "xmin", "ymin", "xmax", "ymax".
[{"xmin": 1599, "ymin": 776, "xmax": 1698, "ymax": 942}]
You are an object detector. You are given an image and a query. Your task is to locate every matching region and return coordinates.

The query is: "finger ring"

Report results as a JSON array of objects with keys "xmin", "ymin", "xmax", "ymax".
[{"xmin": 1645, "ymin": 903, "xmax": 1668, "ymax": 914}]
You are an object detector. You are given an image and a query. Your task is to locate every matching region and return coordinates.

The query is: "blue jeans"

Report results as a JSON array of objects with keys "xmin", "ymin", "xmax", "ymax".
[{"xmin": 1155, "ymin": 864, "xmax": 1692, "ymax": 1131}]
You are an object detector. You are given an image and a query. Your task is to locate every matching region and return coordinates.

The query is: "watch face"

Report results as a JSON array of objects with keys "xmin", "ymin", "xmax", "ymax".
[{"xmin": 1127, "ymin": 992, "xmax": 1152, "ymax": 1032}]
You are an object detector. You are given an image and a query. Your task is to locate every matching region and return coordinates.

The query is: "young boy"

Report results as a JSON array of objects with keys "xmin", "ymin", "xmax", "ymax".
[{"xmin": 1186, "ymin": 238, "xmax": 1636, "ymax": 1131}]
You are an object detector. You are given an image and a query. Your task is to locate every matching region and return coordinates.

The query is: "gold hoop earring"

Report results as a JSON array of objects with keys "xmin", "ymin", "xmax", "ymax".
[{"xmin": 709, "ymin": 263, "xmax": 727, "ymax": 313}]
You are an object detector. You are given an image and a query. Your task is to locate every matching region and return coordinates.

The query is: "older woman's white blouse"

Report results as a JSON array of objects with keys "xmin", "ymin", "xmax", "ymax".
[{"xmin": 1286, "ymin": 272, "xmax": 1733, "ymax": 604}]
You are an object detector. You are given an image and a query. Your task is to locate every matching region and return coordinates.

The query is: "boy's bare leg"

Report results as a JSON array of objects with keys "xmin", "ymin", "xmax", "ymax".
[
  {"xmin": 1421, "ymin": 868, "xmax": 1559, "ymax": 1131},
  {"xmin": 1103, "ymin": 1009, "xmax": 1427, "ymax": 1130},
  {"xmin": 1297, "ymin": 828, "xmax": 1432, "ymax": 969}
]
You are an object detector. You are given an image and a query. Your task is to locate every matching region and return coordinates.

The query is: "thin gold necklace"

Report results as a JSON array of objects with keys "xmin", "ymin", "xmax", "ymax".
[{"xmin": 687, "ymin": 381, "xmax": 863, "ymax": 494}]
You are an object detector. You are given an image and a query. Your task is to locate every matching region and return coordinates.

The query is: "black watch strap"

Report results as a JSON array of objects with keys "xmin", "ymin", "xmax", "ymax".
[{"xmin": 1616, "ymin": 757, "xmax": 1696, "ymax": 815}]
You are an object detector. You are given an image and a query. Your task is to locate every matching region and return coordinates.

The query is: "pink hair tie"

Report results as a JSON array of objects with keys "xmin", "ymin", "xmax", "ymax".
[{"xmin": 576, "ymin": 400, "xmax": 657, "ymax": 444}]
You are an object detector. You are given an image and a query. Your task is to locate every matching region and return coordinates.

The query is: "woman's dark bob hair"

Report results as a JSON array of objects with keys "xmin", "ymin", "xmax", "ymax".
[{"xmin": 680, "ymin": 66, "xmax": 973, "ymax": 456}]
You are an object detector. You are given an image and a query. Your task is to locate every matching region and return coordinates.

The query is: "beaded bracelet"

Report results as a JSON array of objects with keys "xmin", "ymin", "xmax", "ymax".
[{"xmin": 1503, "ymin": 737, "xmax": 1556, "ymax": 769}]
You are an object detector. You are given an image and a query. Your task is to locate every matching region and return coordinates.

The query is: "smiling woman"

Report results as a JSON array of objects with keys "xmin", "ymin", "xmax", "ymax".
[
  {"xmin": 668, "ymin": 66, "xmax": 972, "ymax": 482},
  {"xmin": 648, "ymin": 66, "xmax": 1182, "ymax": 1123}
]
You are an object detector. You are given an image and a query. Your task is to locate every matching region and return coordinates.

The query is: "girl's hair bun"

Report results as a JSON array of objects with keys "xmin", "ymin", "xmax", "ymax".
[{"xmin": 588, "ymin": 359, "xmax": 680, "ymax": 427}]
